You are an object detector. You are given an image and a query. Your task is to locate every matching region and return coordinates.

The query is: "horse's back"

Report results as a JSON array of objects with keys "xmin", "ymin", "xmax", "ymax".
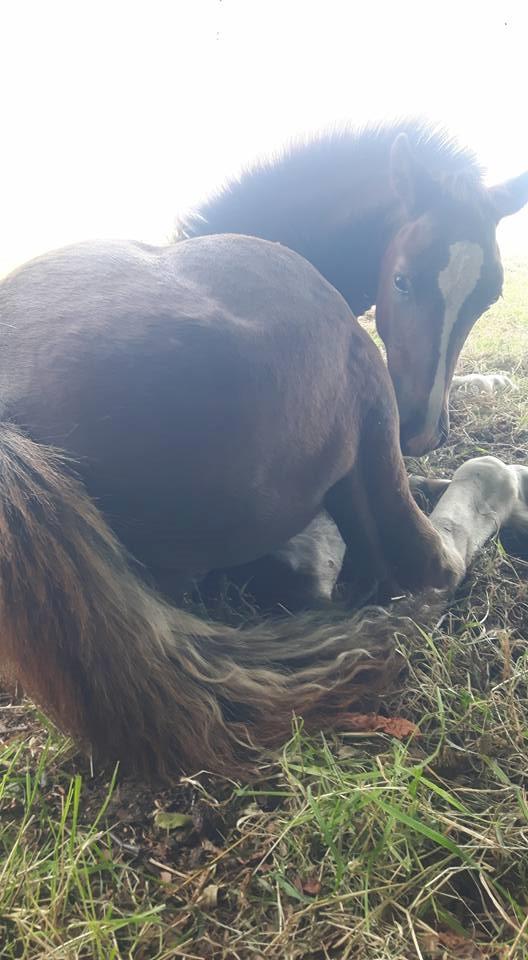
[
  {"xmin": 0, "ymin": 232, "xmax": 351, "ymax": 343},
  {"xmin": 0, "ymin": 234, "xmax": 375, "ymax": 579},
  {"xmin": 0, "ymin": 233, "xmax": 357, "ymax": 436}
]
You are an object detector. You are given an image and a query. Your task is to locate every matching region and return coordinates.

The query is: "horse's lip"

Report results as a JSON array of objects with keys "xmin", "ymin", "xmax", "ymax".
[
  {"xmin": 400, "ymin": 430, "xmax": 444, "ymax": 457},
  {"xmin": 400, "ymin": 409, "xmax": 449, "ymax": 456}
]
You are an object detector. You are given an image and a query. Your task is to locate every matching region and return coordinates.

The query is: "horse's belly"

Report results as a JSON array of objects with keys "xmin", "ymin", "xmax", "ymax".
[
  {"xmin": 78, "ymin": 466, "xmax": 324, "ymax": 582},
  {"xmin": 3, "ymin": 387, "xmax": 327, "ymax": 579}
]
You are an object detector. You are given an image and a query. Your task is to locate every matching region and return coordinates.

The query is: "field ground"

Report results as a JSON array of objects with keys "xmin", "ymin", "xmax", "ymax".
[{"xmin": 1, "ymin": 258, "xmax": 528, "ymax": 960}]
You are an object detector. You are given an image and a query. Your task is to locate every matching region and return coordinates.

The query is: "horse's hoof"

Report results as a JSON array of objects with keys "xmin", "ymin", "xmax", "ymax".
[
  {"xmin": 451, "ymin": 372, "xmax": 516, "ymax": 394},
  {"xmin": 499, "ymin": 465, "xmax": 528, "ymax": 561},
  {"xmin": 409, "ymin": 474, "xmax": 451, "ymax": 506}
]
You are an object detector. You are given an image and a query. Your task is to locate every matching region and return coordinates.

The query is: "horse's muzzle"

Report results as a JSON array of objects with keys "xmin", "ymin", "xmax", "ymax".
[{"xmin": 400, "ymin": 408, "xmax": 450, "ymax": 457}]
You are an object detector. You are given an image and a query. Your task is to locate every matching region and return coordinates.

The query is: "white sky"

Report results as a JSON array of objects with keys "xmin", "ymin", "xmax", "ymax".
[{"xmin": 1, "ymin": 0, "xmax": 527, "ymax": 278}]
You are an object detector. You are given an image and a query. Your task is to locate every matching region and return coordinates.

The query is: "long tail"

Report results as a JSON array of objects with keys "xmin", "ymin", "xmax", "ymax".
[{"xmin": 0, "ymin": 426, "xmax": 443, "ymax": 778}]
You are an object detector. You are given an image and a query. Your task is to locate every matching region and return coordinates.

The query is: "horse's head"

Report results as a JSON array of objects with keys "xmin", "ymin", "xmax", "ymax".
[{"xmin": 376, "ymin": 133, "xmax": 528, "ymax": 456}]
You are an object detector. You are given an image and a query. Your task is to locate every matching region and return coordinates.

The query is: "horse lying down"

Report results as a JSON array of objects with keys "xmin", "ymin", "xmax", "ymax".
[
  {"xmin": 179, "ymin": 120, "xmax": 528, "ymax": 607},
  {"xmin": 0, "ymin": 233, "xmax": 527, "ymax": 780},
  {"xmin": 179, "ymin": 119, "xmax": 528, "ymax": 455}
]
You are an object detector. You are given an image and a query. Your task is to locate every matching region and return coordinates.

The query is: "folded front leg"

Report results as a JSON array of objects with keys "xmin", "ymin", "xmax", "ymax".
[{"xmin": 428, "ymin": 456, "xmax": 525, "ymax": 575}]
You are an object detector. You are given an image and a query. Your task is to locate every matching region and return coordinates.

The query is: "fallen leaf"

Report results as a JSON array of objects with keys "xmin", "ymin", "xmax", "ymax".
[
  {"xmin": 291, "ymin": 874, "xmax": 304, "ymax": 896},
  {"xmin": 198, "ymin": 884, "xmax": 219, "ymax": 910},
  {"xmin": 154, "ymin": 811, "xmax": 193, "ymax": 830},
  {"xmin": 421, "ymin": 930, "xmax": 490, "ymax": 959},
  {"xmin": 302, "ymin": 877, "xmax": 321, "ymax": 896},
  {"xmin": 337, "ymin": 712, "xmax": 419, "ymax": 739},
  {"xmin": 373, "ymin": 716, "xmax": 420, "ymax": 738},
  {"xmin": 236, "ymin": 845, "xmax": 273, "ymax": 866}
]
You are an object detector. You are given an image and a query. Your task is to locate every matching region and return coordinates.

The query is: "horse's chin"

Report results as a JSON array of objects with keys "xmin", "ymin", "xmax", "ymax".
[
  {"xmin": 400, "ymin": 409, "xmax": 450, "ymax": 458},
  {"xmin": 400, "ymin": 427, "xmax": 447, "ymax": 458}
]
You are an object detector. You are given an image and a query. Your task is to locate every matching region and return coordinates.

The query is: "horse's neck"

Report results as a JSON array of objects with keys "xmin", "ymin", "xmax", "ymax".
[
  {"xmin": 185, "ymin": 148, "xmax": 397, "ymax": 315},
  {"xmin": 304, "ymin": 200, "xmax": 394, "ymax": 315}
]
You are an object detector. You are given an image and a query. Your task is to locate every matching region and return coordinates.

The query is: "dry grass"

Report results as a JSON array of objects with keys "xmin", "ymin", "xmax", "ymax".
[{"xmin": 1, "ymin": 258, "xmax": 528, "ymax": 960}]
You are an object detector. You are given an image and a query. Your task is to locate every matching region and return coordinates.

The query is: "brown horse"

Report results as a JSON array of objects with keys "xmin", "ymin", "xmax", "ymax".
[
  {"xmin": 177, "ymin": 120, "xmax": 528, "ymax": 455},
  {"xmin": 1, "ymin": 232, "xmax": 528, "ymax": 779},
  {"xmin": 178, "ymin": 121, "xmax": 528, "ymax": 604}
]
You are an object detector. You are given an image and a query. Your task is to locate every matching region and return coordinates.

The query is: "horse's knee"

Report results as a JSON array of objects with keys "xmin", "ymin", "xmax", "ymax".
[
  {"xmin": 246, "ymin": 557, "xmax": 339, "ymax": 612},
  {"xmin": 202, "ymin": 515, "xmax": 345, "ymax": 613},
  {"xmin": 273, "ymin": 513, "xmax": 345, "ymax": 608}
]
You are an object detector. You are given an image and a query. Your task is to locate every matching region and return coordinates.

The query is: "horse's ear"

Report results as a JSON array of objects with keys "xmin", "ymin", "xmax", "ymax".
[
  {"xmin": 390, "ymin": 133, "xmax": 422, "ymax": 213},
  {"xmin": 489, "ymin": 171, "xmax": 528, "ymax": 221}
]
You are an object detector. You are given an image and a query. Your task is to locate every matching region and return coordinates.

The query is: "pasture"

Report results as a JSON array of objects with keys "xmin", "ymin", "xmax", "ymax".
[{"xmin": 1, "ymin": 256, "xmax": 528, "ymax": 960}]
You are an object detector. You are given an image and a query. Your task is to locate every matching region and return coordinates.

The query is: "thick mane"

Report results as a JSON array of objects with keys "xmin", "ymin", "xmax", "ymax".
[
  {"xmin": 175, "ymin": 119, "xmax": 484, "ymax": 242},
  {"xmin": 174, "ymin": 120, "xmax": 489, "ymax": 316}
]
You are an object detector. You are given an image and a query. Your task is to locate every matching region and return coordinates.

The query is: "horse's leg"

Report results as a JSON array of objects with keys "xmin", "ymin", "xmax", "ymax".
[
  {"xmin": 261, "ymin": 477, "xmax": 449, "ymax": 607},
  {"xmin": 451, "ymin": 373, "xmax": 516, "ymax": 395},
  {"xmin": 427, "ymin": 456, "xmax": 527, "ymax": 569},
  {"xmin": 407, "ymin": 475, "xmax": 451, "ymax": 515},
  {"xmin": 324, "ymin": 418, "xmax": 461, "ymax": 598},
  {"xmin": 216, "ymin": 455, "xmax": 522, "ymax": 612},
  {"xmin": 259, "ymin": 512, "xmax": 345, "ymax": 608},
  {"xmin": 408, "ymin": 476, "xmax": 450, "ymax": 499},
  {"xmin": 324, "ymin": 408, "xmax": 525, "ymax": 598},
  {"xmin": 200, "ymin": 512, "xmax": 346, "ymax": 612},
  {"xmin": 207, "ymin": 477, "xmax": 449, "ymax": 611}
]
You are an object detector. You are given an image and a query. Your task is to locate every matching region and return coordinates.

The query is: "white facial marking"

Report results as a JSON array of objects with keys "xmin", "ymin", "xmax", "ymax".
[{"xmin": 423, "ymin": 241, "xmax": 484, "ymax": 437}]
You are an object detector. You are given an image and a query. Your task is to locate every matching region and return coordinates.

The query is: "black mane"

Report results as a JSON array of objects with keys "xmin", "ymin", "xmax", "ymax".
[{"xmin": 175, "ymin": 119, "xmax": 486, "ymax": 314}]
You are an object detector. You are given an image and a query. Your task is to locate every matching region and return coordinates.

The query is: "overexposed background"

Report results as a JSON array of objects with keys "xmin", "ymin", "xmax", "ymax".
[{"xmin": 1, "ymin": 0, "xmax": 527, "ymax": 278}]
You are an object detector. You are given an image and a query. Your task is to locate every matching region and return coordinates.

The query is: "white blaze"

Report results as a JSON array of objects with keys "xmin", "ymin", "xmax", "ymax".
[{"xmin": 423, "ymin": 241, "xmax": 484, "ymax": 437}]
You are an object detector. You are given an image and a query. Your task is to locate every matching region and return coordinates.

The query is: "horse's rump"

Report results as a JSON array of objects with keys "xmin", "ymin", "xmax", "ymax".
[{"xmin": 0, "ymin": 233, "xmax": 390, "ymax": 584}]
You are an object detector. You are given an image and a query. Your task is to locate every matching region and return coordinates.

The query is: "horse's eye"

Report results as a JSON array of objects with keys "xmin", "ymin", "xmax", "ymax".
[{"xmin": 393, "ymin": 273, "xmax": 411, "ymax": 295}]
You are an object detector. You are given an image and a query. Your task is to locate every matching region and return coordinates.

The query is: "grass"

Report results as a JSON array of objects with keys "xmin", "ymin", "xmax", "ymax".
[{"xmin": 1, "ymin": 258, "xmax": 528, "ymax": 959}]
